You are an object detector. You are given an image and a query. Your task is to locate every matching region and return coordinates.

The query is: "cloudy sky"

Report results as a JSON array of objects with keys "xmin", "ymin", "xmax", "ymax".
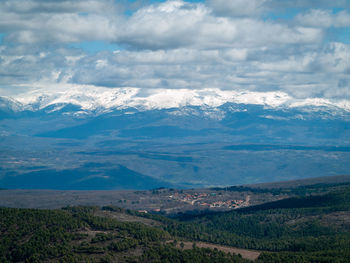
[{"xmin": 0, "ymin": 0, "xmax": 350, "ymax": 105}]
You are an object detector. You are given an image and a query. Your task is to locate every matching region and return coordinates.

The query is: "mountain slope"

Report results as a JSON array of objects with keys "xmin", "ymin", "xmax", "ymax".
[
  {"xmin": 0, "ymin": 164, "xmax": 171, "ymax": 190},
  {"xmin": 0, "ymin": 88, "xmax": 349, "ymax": 189},
  {"xmin": 2, "ymin": 87, "xmax": 350, "ymax": 114},
  {"xmin": 1, "ymin": 185, "xmax": 350, "ymax": 263},
  {"xmin": 162, "ymin": 187, "xmax": 350, "ymax": 262}
]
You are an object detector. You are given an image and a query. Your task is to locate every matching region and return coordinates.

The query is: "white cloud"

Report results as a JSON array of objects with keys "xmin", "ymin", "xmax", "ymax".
[
  {"xmin": 267, "ymin": 0, "xmax": 350, "ymax": 9},
  {"xmin": 208, "ymin": 0, "xmax": 350, "ymax": 17},
  {"xmin": 0, "ymin": 0, "xmax": 323, "ymax": 48},
  {"xmin": 317, "ymin": 42, "xmax": 350, "ymax": 73},
  {"xmin": 296, "ymin": 9, "xmax": 350, "ymax": 28},
  {"xmin": 2, "ymin": 40, "xmax": 350, "ymax": 101},
  {"xmin": 208, "ymin": 0, "xmax": 268, "ymax": 17},
  {"xmin": 0, "ymin": 0, "xmax": 116, "ymax": 14},
  {"xmin": 117, "ymin": 1, "xmax": 322, "ymax": 49},
  {"xmin": 0, "ymin": 0, "xmax": 120, "ymax": 44},
  {"xmin": 0, "ymin": 0, "xmax": 349, "ymax": 106},
  {"xmin": 1, "ymin": 12, "xmax": 119, "ymax": 44},
  {"xmin": 256, "ymin": 53, "xmax": 317, "ymax": 73}
]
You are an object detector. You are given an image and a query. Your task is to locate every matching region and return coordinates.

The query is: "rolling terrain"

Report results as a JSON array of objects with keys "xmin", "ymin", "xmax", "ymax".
[
  {"xmin": 1, "ymin": 1, "xmax": 349, "ymax": 262},
  {"xmin": 1, "ymin": 91, "xmax": 349, "ymax": 189},
  {"xmin": 1, "ymin": 174, "xmax": 350, "ymax": 212},
  {"xmin": 1, "ymin": 176, "xmax": 350, "ymax": 262}
]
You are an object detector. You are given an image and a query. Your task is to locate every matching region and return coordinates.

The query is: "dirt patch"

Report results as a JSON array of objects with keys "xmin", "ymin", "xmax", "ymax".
[
  {"xmin": 94, "ymin": 210, "xmax": 162, "ymax": 227},
  {"xmin": 286, "ymin": 211, "xmax": 350, "ymax": 231},
  {"xmin": 321, "ymin": 211, "xmax": 350, "ymax": 229},
  {"xmin": 172, "ymin": 241, "xmax": 260, "ymax": 261}
]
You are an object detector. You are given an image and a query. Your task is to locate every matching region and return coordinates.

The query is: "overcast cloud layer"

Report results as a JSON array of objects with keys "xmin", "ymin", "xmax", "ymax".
[{"xmin": 0, "ymin": 0, "xmax": 350, "ymax": 107}]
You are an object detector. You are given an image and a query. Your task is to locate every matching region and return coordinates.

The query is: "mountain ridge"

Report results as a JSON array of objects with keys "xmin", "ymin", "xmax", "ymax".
[
  {"xmin": 0, "ymin": 88, "xmax": 349, "ymax": 190},
  {"xmin": 1, "ymin": 87, "xmax": 350, "ymax": 116}
]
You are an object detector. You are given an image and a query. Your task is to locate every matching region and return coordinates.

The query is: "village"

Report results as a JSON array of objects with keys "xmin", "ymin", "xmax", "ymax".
[{"xmin": 168, "ymin": 192, "xmax": 250, "ymax": 209}]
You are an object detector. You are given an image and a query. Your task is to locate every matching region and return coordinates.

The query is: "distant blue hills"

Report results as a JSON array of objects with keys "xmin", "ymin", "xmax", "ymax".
[
  {"xmin": 0, "ymin": 164, "xmax": 170, "ymax": 190},
  {"xmin": 0, "ymin": 98, "xmax": 349, "ymax": 190}
]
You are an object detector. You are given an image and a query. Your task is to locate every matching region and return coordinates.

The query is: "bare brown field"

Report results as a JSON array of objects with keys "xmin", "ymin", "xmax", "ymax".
[
  {"xmin": 171, "ymin": 241, "xmax": 261, "ymax": 261},
  {"xmin": 94, "ymin": 210, "xmax": 163, "ymax": 227}
]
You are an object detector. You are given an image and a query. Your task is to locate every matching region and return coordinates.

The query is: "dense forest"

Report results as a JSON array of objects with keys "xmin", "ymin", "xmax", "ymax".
[
  {"xmin": 0, "ymin": 206, "xmax": 248, "ymax": 263},
  {"xmin": 1, "ymin": 186, "xmax": 350, "ymax": 262},
  {"xmin": 162, "ymin": 187, "xmax": 350, "ymax": 262},
  {"xmin": 211, "ymin": 181, "xmax": 350, "ymax": 196}
]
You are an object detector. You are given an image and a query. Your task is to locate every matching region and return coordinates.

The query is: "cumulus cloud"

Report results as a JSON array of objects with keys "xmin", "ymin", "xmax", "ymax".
[
  {"xmin": 208, "ymin": 0, "xmax": 268, "ymax": 17},
  {"xmin": 296, "ymin": 9, "xmax": 350, "ymax": 28},
  {"xmin": 117, "ymin": 1, "xmax": 323, "ymax": 50},
  {"xmin": 0, "ymin": 0, "xmax": 116, "ymax": 14},
  {"xmin": 0, "ymin": 0, "xmax": 349, "ymax": 104},
  {"xmin": 0, "ymin": 0, "xmax": 323, "ymax": 48},
  {"xmin": 46, "ymin": 42, "xmax": 349, "ymax": 101},
  {"xmin": 208, "ymin": 0, "xmax": 350, "ymax": 17},
  {"xmin": 0, "ymin": 0, "xmax": 120, "ymax": 44},
  {"xmin": 266, "ymin": 0, "xmax": 350, "ymax": 9}
]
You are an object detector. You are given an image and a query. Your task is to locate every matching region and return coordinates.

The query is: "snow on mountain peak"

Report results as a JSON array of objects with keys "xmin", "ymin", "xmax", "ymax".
[{"xmin": 2, "ymin": 84, "xmax": 350, "ymax": 114}]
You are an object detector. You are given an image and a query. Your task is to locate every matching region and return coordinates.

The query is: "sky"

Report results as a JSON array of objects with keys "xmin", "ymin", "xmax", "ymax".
[{"xmin": 0, "ymin": 0, "xmax": 350, "ymax": 106}]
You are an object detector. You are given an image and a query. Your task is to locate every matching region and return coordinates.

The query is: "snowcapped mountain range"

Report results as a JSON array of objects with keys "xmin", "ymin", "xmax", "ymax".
[
  {"xmin": 0, "ymin": 86, "xmax": 349, "ymax": 190},
  {"xmin": 1, "ymin": 86, "xmax": 350, "ymax": 115}
]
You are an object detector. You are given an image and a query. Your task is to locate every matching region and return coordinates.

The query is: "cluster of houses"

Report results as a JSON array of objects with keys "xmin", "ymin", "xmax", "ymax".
[{"xmin": 168, "ymin": 192, "xmax": 246, "ymax": 209}]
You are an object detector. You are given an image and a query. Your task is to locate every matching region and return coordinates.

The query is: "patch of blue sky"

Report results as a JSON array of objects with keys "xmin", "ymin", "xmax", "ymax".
[
  {"xmin": 78, "ymin": 12, "xmax": 89, "ymax": 16},
  {"xmin": 0, "ymin": 33, "xmax": 4, "ymax": 44},
  {"xmin": 264, "ymin": 8, "xmax": 301, "ymax": 21},
  {"xmin": 332, "ymin": 8, "xmax": 346, "ymax": 13},
  {"xmin": 330, "ymin": 27, "xmax": 350, "ymax": 44},
  {"xmin": 69, "ymin": 41, "xmax": 123, "ymax": 53}
]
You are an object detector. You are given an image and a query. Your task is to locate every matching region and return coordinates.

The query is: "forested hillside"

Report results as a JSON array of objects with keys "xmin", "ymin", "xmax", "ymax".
[
  {"xmin": 0, "ymin": 206, "xmax": 248, "ymax": 263},
  {"xmin": 162, "ymin": 187, "xmax": 350, "ymax": 262},
  {"xmin": 1, "ymin": 186, "xmax": 350, "ymax": 262}
]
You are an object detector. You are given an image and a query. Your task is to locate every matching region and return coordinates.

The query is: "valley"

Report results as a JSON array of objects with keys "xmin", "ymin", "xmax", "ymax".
[
  {"xmin": 1, "ymin": 1, "xmax": 350, "ymax": 262},
  {"xmin": 1, "ymin": 100, "xmax": 349, "ymax": 189},
  {"xmin": 1, "ymin": 174, "xmax": 350, "ymax": 214}
]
